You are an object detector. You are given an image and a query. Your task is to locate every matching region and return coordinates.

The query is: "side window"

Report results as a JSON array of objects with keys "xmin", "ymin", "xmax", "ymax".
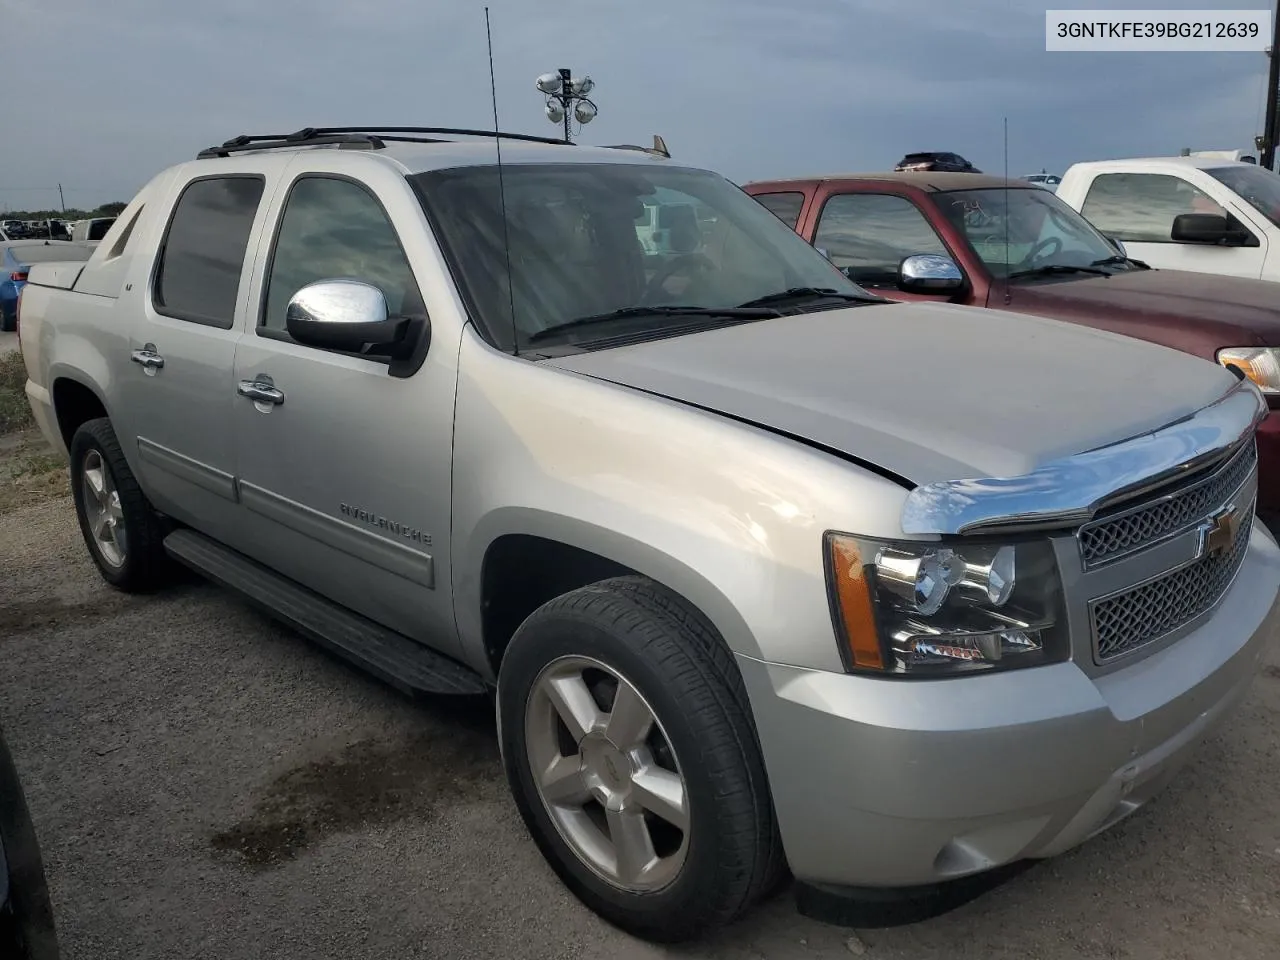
[
  {"xmin": 753, "ymin": 192, "xmax": 806, "ymax": 229},
  {"xmin": 262, "ymin": 177, "xmax": 422, "ymax": 335},
  {"xmin": 813, "ymin": 193, "xmax": 949, "ymax": 287},
  {"xmin": 153, "ymin": 176, "xmax": 265, "ymax": 328},
  {"xmin": 1081, "ymin": 173, "xmax": 1230, "ymax": 243}
]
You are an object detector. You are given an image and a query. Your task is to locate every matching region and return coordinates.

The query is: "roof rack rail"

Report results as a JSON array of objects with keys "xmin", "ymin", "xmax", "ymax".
[
  {"xmin": 601, "ymin": 134, "xmax": 671, "ymax": 159},
  {"xmin": 196, "ymin": 125, "xmax": 571, "ymax": 158}
]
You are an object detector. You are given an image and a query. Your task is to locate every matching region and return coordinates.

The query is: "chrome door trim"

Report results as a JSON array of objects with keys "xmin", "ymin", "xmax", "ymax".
[{"xmin": 238, "ymin": 481, "xmax": 435, "ymax": 588}]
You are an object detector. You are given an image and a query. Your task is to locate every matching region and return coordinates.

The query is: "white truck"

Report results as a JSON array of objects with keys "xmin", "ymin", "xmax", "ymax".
[{"xmin": 1057, "ymin": 157, "xmax": 1280, "ymax": 281}]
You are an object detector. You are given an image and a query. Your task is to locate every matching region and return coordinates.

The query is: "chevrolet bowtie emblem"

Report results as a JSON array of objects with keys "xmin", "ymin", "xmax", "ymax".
[{"xmin": 1197, "ymin": 505, "xmax": 1242, "ymax": 560}]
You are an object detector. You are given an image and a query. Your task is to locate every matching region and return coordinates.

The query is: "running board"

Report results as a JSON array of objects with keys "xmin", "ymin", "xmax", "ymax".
[{"xmin": 163, "ymin": 529, "xmax": 488, "ymax": 696}]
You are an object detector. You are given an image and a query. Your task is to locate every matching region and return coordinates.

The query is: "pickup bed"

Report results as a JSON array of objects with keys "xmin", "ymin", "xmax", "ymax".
[
  {"xmin": 18, "ymin": 127, "xmax": 1280, "ymax": 942},
  {"xmin": 744, "ymin": 171, "xmax": 1280, "ymax": 517}
]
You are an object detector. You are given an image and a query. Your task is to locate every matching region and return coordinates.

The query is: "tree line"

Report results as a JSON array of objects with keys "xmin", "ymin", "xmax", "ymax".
[{"xmin": 3, "ymin": 202, "xmax": 129, "ymax": 220}]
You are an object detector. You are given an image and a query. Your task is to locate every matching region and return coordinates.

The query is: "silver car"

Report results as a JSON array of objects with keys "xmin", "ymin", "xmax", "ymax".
[{"xmin": 17, "ymin": 127, "xmax": 1280, "ymax": 941}]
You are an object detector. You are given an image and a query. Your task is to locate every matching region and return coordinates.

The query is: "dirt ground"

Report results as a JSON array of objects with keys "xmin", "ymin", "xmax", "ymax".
[{"xmin": 2, "ymin": 354, "xmax": 1280, "ymax": 959}]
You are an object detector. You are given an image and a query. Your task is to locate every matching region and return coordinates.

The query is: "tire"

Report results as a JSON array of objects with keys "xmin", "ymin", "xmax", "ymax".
[
  {"xmin": 68, "ymin": 417, "xmax": 172, "ymax": 592},
  {"xmin": 497, "ymin": 575, "xmax": 784, "ymax": 942}
]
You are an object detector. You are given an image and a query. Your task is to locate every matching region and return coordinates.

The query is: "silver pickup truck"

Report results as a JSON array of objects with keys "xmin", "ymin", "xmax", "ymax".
[{"xmin": 16, "ymin": 126, "xmax": 1280, "ymax": 942}]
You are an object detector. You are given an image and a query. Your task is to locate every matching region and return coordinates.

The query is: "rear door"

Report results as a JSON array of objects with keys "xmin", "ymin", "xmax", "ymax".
[{"xmin": 118, "ymin": 162, "xmax": 284, "ymax": 550}]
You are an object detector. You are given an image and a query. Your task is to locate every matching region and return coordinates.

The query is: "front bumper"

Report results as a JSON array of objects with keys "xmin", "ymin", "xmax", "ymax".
[
  {"xmin": 1255, "ymin": 409, "xmax": 1280, "ymax": 517},
  {"xmin": 738, "ymin": 523, "xmax": 1280, "ymax": 889}
]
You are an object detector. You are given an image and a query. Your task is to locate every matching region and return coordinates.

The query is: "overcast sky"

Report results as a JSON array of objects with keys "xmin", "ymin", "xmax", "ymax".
[{"xmin": 1, "ymin": 0, "xmax": 1272, "ymax": 210}]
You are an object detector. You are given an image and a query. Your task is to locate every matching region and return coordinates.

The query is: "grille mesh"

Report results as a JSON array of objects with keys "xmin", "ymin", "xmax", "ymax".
[
  {"xmin": 1090, "ymin": 502, "xmax": 1254, "ymax": 662},
  {"xmin": 1078, "ymin": 442, "xmax": 1256, "ymax": 566}
]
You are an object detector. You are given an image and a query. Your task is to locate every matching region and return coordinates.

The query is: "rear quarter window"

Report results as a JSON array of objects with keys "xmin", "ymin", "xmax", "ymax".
[{"xmin": 752, "ymin": 191, "xmax": 806, "ymax": 229}]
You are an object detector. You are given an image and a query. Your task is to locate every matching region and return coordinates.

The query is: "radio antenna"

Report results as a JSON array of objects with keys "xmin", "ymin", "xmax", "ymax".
[
  {"xmin": 485, "ymin": 7, "xmax": 519, "ymax": 356},
  {"xmin": 1002, "ymin": 116, "xmax": 1011, "ymax": 305}
]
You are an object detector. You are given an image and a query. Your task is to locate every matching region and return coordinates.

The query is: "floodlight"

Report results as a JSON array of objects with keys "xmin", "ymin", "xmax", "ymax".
[
  {"xmin": 570, "ymin": 76, "xmax": 594, "ymax": 96},
  {"xmin": 536, "ymin": 72, "xmax": 563, "ymax": 95},
  {"xmin": 574, "ymin": 100, "xmax": 597, "ymax": 124},
  {"xmin": 545, "ymin": 101, "xmax": 566, "ymax": 123}
]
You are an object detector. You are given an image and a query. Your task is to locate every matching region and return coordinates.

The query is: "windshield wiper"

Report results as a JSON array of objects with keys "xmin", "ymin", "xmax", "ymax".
[
  {"xmin": 1007, "ymin": 264, "xmax": 1111, "ymax": 280},
  {"xmin": 1090, "ymin": 254, "xmax": 1150, "ymax": 270},
  {"xmin": 736, "ymin": 287, "xmax": 885, "ymax": 308},
  {"xmin": 525, "ymin": 305, "xmax": 781, "ymax": 343}
]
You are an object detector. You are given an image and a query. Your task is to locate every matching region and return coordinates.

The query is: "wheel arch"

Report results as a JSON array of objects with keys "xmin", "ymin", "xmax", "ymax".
[
  {"xmin": 50, "ymin": 372, "xmax": 110, "ymax": 452},
  {"xmin": 468, "ymin": 511, "xmax": 760, "ymax": 680}
]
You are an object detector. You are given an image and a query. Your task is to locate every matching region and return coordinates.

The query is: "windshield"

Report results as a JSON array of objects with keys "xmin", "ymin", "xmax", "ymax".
[
  {"xmin": 410, "ymin": 162, "xmax": 867, "ymax": 350},
  {"xmin": 1205, "ymin": 164, "xmax": 1280, "ymax": 229},
  {"xmin": 934, "ymin": 187, "xmax": 1128, "ymax": 278}
]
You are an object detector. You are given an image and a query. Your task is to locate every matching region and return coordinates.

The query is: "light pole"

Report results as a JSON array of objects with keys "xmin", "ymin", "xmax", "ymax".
[{"xmin": 535, "ymin": 68, "xmax": 597, "ymax": 143}]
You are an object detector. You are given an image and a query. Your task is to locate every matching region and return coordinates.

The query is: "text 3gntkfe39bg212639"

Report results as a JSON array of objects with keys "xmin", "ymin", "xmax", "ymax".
[{"xmin": 1046, "ymin": 9, "xmax": 1269, "ymax": 51}]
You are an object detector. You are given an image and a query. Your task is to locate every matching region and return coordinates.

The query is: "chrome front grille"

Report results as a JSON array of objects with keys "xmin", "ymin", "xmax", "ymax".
[
  {"xmin": 1089, "ymin": 499, "xmax": 1255, "ymax": 663},
  {"xmin": 1078, "ymin": 441, "xmax": 1257, "ymax": 567}
]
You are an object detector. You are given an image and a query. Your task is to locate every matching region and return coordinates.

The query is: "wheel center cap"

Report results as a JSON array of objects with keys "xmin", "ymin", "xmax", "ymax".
[{"xmin": 581, "ymin": 736, "xmax": 631, "ymax": 792}]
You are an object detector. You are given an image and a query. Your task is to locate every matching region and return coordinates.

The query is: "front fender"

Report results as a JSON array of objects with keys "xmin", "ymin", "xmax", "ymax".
[{"xmin": 451, "ymin": 332, "xmax": 912, "ymax": 674}]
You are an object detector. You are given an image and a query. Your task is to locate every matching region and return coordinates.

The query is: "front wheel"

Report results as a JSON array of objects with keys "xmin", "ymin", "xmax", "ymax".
[{"xmin": 497, "ymin": 576, "xmax": 783, "ymax": 942}]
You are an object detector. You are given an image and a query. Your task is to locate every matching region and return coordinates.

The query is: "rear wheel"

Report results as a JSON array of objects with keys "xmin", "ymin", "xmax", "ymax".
[
  {"xmin": 69, "ymin": 417, "xmax": 172, "ymax": 592},
  {"xmin": 497, "ymin": 576, "xmax": 783, "ymax": 942}
]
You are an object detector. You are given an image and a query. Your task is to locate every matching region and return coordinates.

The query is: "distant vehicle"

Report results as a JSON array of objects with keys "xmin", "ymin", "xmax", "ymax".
[
  {"xmin": 0, "ymin": 721, "xmax": 62, "ymax": 959},
  {"xmin": 1, "ymin": 240, "xmax": 95, "ymax": 331},
  {"xmin": 70, "ymin": 218, "xmax": 116, "ymax": 246},
  {"xmin": 1056, "ymin": 157, "xmax": 1280, "ymax": 282},
  {"xmin": 894, "ymin": 151, "xmax": 981, "ymax": 173},
  {"xmin": 1023, "ymin": 172, "xmax": 1062, "ymax": 192}
]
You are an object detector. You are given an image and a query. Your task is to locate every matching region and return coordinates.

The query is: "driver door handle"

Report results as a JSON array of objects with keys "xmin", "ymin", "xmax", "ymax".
[
  {"xmin": 130, "ymin": 348, "xmax": 164, "ymax": 369},
  {"xmin": 237, "ymin": 379, "xmax": 285, "ymax": 406}
]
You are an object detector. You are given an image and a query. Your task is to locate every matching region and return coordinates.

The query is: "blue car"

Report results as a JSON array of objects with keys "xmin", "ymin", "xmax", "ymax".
[{"xmin": 1, "ymin": 241, "xmax": 92, "ymax": 332}]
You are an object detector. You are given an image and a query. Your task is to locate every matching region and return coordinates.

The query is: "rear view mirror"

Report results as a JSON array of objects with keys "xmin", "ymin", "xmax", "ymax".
[
  {"xmin": 286, "ymin": 279, "xmax": 430, "ymax": 377},
  {"xmin": 898, "ymin": 254, "xmax": 964, "ymax": 294},
  {"xmin": 1171, "ymin": 213, "xmax": 1230, "ymax": 244}
]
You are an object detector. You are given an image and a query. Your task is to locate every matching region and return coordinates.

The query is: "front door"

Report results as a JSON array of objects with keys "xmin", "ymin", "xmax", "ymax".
[
  {"xmin": 229, "ymin": 169, "xmax": 461, "ymax": 655},
  {"xmin": 121, "ymin": 173, "xmax": 269, "ymax": 548},
  {"xmin": 810, "ymin": 191, "xmax": 963, "ymax": 302},
  {"xmin": 1078, "ymin": 171, "xmax": 1268, "ymax": 279}
]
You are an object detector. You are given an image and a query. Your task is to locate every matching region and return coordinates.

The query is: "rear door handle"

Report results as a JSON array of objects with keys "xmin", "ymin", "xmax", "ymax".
[
  {"xmin": 130, "ymin": 346, "xmax": 164, "ymax": 370},
  {"xmin": 237, "ymin": 379, "xmax": 285, "ymax": 406}
]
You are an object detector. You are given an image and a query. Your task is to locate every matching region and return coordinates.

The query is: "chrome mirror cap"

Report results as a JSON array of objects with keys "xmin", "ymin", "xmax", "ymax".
[
  {"xmin": 898, "ymin": 254, "xmax": 963, "ymax": 292},
  {"xmin": 286, "ymin": 279, "xmax": 389, "ymax": 328}
]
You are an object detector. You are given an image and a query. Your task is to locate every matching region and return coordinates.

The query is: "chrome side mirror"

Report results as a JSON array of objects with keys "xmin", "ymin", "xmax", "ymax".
[
  {"xmin": 898, "ymin": 254, "xmax": 964, "ymax": 293},
  {"xmin": 285, "ymin": 279, "xmax": 431, "ymax": 377}
]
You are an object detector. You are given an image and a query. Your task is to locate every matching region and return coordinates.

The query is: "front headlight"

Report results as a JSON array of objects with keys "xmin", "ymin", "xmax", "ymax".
[
  {"xmin": 1217, "ymin": 347, "xmax": 1280, "ymax": 394},
  {"xmin": 824, "ymin": 532, "xmax": 1068, "ymax": 677}
]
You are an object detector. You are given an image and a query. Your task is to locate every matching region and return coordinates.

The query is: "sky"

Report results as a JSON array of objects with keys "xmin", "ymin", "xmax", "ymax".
[{"xmin": 0, "ymin": 0, "xmax": 1274, "ymax": 211}]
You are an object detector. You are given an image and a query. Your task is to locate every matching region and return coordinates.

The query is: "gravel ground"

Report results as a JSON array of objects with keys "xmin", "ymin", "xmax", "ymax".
[{"xmin": 2, "ymin": 472, "xmax": 1280, "ymax": 959}]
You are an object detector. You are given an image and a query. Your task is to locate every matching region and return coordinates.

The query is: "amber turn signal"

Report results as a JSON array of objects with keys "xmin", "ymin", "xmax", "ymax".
[{"xmin": 825, "ymin": 535, "xmax": 885, "ymax": 670}]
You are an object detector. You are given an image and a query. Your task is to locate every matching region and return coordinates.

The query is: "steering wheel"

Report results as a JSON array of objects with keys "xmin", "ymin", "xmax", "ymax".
[
  {"xmin": 1020, "ymin": 236, "xmax": 1062, "ymax": 267},
  {"xmin": 643, "ymin": 253, "xmax": 716, "ymax": 303}
]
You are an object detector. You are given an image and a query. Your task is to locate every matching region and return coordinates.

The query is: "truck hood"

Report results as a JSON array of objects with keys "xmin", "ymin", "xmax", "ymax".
[
  {"xmin": 1004, "ymin": 267, "xmax": 1280, "ymax": 356},
  {"xmin": 545, "ymin": 300, "xmax": 1239, "ymax": 486}
]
